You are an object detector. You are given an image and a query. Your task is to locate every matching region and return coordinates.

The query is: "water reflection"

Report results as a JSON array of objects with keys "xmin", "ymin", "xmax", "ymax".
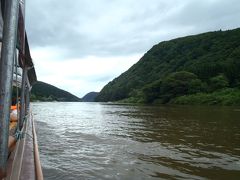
[{"xmin": 33, "ymin": 102, "xmax": 240, "ymax": 179}]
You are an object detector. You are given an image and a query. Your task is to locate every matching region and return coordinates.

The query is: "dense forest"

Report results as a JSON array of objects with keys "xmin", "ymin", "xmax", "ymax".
[
  {"xmin": 31, "ymin": 81, "xmax": 81, "ymax": 102},
  {"xmin": 96, "ymin": 28, "xmax": 240, "ymax": 105}
]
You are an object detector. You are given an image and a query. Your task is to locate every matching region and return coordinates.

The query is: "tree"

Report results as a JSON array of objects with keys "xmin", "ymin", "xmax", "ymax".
[
  {"xmin": 209, "ymin": 74, "xmax": 229, "ymax": 92},
  {"xmin": 160, "ymin": 71, "xmax": 203, "ymax": 100}
]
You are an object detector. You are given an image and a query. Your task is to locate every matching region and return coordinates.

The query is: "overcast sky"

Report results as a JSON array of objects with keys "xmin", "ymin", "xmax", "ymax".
[{"xmin": 25, "ymin": 0, "xmax": 240, "ymax": 98}]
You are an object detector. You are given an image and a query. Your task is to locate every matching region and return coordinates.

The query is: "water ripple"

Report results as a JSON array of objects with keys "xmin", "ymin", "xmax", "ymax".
[{"xmin": 33, "ymin": 102, "xmax": 240, "ymax": 179}]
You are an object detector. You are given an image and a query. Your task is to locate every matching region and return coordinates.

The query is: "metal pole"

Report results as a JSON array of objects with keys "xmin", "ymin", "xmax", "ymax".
[
  {"xmin": 0, "ymin": 0, "xmax": 20, "ymax": 178},
  {"xmin": 18, "ymin": 0, "xmax": 26, "ymax": 131},
  {"xmin": 19, "ymin": 67, "xmax": 27, "ymax": 130},
  {"xmin": 25, "ymin": 86, "xmax": 29, "ymax": 113}
]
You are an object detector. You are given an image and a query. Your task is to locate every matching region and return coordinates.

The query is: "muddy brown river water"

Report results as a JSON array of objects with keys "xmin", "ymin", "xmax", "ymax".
[{"xmin": 32, "ymin": 102, "xmax": 240, "ymax": 179}]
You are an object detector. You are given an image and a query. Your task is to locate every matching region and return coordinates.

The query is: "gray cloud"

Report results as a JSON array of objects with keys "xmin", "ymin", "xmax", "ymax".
[
  {"xmin": 26, "ymin": 0, "xmax": 240, "ymax": 59},
  {"xmin": 25, "ymin": 0, "xmax": 240, "ymax": 96}
]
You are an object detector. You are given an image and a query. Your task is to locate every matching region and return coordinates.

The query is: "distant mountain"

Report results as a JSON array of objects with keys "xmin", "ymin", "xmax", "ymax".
[
  {"xmin": 31, "ymin": 81, "xmax": 81, "ymax": 102},
  {"xmin": 82, "ymin": 92, "xmax": 99, "ymax": 102},
  {"xmin": 96, "ymin": 28, "xmax": 240, "ymax": 105}
]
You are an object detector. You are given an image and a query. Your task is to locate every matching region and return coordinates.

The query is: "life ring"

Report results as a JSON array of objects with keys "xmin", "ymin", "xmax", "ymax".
[{"xmin": 11, "ymin": 105, "xmax": 17, "ymax": 110}]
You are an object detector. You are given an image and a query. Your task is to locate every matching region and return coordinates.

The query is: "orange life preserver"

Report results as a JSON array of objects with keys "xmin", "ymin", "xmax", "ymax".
[{"xmin": 11, "ymin": 105, "xmax": 17, "ymax": 110}]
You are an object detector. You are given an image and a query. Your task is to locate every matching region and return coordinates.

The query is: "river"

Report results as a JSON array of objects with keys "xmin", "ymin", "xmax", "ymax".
[{"xmin": 32, "ymin": 102, "xmax": 240, "ymax": 179}]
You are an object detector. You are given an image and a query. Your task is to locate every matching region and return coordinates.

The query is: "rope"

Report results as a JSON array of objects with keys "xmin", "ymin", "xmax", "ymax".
[
  {"xmin": 14, "ymin": 129, "xmax": 24, "ymax": 140},
  {"xmin": 14, "ymin": 117, "xmax": 33, "ymax": 141},
  {"xmin": 14, "ymin": 116, "xmax": 28, "ymax": 140}
]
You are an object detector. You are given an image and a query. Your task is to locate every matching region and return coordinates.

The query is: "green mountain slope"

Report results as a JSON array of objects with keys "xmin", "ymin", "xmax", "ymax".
[
  {"xmin": 31, "ymin": 81, "xmax": 81, "ymax": 102},
  {"xmin": 95, "ymin": 28, "xmax": 240, "ymax": 105}
]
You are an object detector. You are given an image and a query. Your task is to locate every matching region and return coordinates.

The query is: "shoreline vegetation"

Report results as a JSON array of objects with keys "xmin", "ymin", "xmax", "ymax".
[
  {"xmin": 118, "ymin": 88, "xmax": 240, "ymax": 106},
  {"xmin": 95, "ymin": 28, "xmax": 240, "ymax": 106}
]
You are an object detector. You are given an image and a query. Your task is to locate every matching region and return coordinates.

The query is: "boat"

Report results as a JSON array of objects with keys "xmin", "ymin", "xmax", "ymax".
[{"xmin": 0, "ymin": 0, "xmax": 43, "ymax": 179}]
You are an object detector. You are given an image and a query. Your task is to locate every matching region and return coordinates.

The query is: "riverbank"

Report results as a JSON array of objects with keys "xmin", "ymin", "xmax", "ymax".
[
  {"xmin": 173, "ymin": 88, "xmax": 240, "ymax": 106},
  {"xmin": 118, "ymin": 88, "xmax": 240, "ymax": 106}
]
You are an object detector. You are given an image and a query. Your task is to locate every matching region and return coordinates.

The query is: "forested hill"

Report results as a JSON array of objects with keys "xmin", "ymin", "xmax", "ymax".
[
  {"xmin": 96, "ymin": 28, "xmax": 240, "ymax": 105},
  {"xmin": 82, "ymin": 92, "xmax": 99, "ymax": 102},
  {"xmin": 31, "ymin": 81, "xmax": 81, "ymax": 102}
]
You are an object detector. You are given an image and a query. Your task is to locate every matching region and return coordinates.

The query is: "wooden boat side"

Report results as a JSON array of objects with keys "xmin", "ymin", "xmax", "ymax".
[{"xmin": 6, "ymin": 108, "xmax": 43, "ymax": 180}]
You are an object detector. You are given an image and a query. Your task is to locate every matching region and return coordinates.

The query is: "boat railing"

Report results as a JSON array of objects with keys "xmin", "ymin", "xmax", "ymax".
[{"xmin": 0, "ymin": 0, "xmax": 40, "ymax": 179}]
